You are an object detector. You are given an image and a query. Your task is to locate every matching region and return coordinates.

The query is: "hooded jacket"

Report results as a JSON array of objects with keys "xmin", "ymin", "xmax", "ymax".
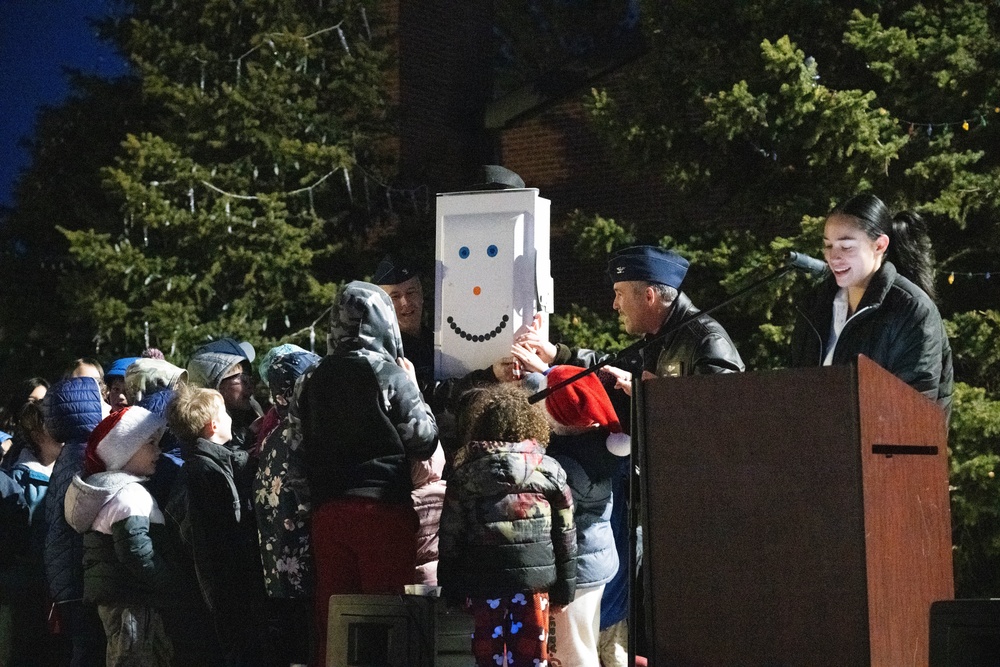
[
  {"xmin": 547, "ymin": 430, "xmax": 621, "ymax": 588},
  {"xmin": 254, "ymin": 348, "xmax": 320, "ymax": 599},
  {"xmin": 438, "ymin": 439, "xmax": 577, "ymax": 605},
  {"xmin": 64, "ymin": 470, "xmax": 179, "ymax": 606},
  {"xmin": 42, "ymin": 377, "xmax": 106, "ymax": 602},
  {"xmin": 185, "ymin": 351, "xmax": 246, "ymax": 391},
  {"xmin": 791, "ymin": 261, "xmax": 954, "ymax": 415},
  {"xmin": 297, "ymin": 281, "xmax": 438, "ymax": 505},
  {"xmin": 125, "ymin": 358, "xmax": 187, "ymax": 404}
]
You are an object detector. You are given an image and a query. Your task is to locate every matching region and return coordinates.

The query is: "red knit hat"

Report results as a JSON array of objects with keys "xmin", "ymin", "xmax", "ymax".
[
  {"xmin": 84, "ymin": 406, "xmax": 166, "ymax": 475},
  {"xmin": 543, "ymin": 365, "xmax": 631, "ymax": 456}
]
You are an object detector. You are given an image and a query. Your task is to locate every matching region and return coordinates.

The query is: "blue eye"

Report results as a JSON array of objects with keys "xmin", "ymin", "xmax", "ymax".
[
  {"xmin": 486, "ymin": 245, "xmax": 498, "ymax": 258},
  {"xmin": 458, "ymin": 246, "xmax": 470, "ymax": 259}
]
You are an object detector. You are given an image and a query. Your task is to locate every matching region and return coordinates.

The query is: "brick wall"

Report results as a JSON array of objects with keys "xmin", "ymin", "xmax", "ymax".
[{"xmin": 383, "ymin": 0, "xmax": 677, "ymax": 310}]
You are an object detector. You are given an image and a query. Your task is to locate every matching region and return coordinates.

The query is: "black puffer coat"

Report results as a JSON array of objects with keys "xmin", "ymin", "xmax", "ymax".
[
  {"xmin": 438, "ymin": 439, "xmax": 577, "ymax": 605},
  {"xmin": 791, "ymin": 261, "xmax": 953, "ymax": 415}
]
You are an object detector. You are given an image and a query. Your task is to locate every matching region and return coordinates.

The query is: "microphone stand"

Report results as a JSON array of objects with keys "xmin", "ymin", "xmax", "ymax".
[{"xmin": 525, "ymin": 253, "xmax": 822, "ymax": 667}]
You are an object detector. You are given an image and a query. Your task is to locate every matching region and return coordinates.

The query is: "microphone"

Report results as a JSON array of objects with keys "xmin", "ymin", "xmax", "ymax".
[{"xmin": 786, "ymin": 251, "xmax": 828, "ymax": 276}]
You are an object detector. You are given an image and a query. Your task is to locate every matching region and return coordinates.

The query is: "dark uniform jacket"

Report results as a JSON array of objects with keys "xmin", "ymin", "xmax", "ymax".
[
  {"xmin": 553, "ymin": 291, "xmax": 745, "ymax": 379},
  {"xmin": 791, "ymin": 261, "xmax": 953, "ymax": 415}
]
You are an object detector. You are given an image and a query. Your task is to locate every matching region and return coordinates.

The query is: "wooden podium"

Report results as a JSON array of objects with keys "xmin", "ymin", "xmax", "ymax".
[{"xmin": 637, "ymin": 355, "xmax": 953, "ymax": 666}]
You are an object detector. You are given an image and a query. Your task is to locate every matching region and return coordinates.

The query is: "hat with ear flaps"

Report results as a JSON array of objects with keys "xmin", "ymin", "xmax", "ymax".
[{"xmin": 543, "ymin": 365, "xmax": 631, "ymax": 456}]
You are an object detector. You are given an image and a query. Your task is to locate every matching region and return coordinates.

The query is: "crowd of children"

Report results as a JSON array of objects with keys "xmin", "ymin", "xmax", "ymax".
[{"xmin": 0, "ymin": 280, "xmax": 635, "ymax": 667}]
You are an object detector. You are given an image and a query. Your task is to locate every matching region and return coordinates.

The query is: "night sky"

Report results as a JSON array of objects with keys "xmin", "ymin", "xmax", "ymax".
[{"xmin": 0, "ymin": 0, "xmax": 127, "ymax": 208}]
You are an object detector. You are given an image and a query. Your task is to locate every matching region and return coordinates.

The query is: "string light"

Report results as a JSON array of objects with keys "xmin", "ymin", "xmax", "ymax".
[
  {"xmin": 944, "ymin": 271, "xmax": 997, "ymax": 285},
  {"xmin": 901, "ymin": 103, "xmax": 997, "ymax": 137},
  {"xmin": 199, "ymin": 169, "xmax": 337, "ymax": 200}
]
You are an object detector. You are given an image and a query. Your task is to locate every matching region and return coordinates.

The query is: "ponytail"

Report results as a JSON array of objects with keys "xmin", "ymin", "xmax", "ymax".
[
  {"xmin": 888, "ymin": 211, "xmax": 936, "ymax": 300},
  {"xmin": 831, "ymin": 194, "xmax": 938, "ymax": 301}
]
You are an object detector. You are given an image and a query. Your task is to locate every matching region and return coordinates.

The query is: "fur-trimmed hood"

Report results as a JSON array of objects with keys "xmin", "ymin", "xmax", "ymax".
[{"xmin": 64, "ymin": 470, "xmax": 145, "ymax": 533}]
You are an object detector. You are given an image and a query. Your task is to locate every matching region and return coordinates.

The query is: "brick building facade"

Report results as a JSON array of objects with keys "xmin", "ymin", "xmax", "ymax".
[{"xmin": 384, "ymin": 0, "xmax": 674, "ymax": 309}]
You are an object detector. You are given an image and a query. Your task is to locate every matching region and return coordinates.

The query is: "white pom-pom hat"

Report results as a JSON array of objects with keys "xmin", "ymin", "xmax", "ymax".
[
  {"xmin": 543, "ymin": 365, "xmax": 631, "ymax": 457},
  {"xmin": 85, "ymin": 406, "xmax": 166, "ymax": 473}
]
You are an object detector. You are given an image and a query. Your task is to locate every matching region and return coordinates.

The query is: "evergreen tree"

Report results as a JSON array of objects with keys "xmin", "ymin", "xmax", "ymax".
[
  {"xmin": 0, "ymin": 75, "xmax": 148, "ymax": 381},
  {"xmin": 568, "ymin": 0, "xmax": 1000, "ymax": 594},
  {"xmin": 57, "ymin": 0, "xmax": 393, "ymax": 360}
]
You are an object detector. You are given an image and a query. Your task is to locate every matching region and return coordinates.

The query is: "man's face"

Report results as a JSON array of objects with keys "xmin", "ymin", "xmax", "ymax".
[
  {"xmin": 612, "ymin": 281, "xmax": 658, "ymax": 335},
  {"xmin": 218, "ymin": 365, "xmax": 254, "ymax": 413},
  {"xmin": 381, "ymin": 276, "xmax": 424, "ymax": 337}
]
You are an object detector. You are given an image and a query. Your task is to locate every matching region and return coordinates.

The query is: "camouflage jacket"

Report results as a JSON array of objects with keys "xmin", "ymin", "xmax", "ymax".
[{"xmin": 438, "ymin": 439, "xmax": 577, "ymax": 605}]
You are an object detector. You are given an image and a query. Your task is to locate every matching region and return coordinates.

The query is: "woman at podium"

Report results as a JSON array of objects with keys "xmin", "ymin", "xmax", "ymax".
[{"xmin": 791, "ymin": 193, "xmax": 953, "ymax": 416}]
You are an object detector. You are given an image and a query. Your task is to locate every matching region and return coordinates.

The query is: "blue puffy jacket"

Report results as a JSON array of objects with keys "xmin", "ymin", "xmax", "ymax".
[
  {"xmin": 137, "ymin": 388, "xmax": 184, "ymax": 507},
  {"xmin": 42, "ymin": 377, "xmax": 105, "ymax": 602},
  {"xmin": 548, "ymin": 431, "xmax": 621, "ymax": 589}
]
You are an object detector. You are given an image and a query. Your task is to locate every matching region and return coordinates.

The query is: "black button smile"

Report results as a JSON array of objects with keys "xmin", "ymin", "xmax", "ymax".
[{"xmin": 446, "ymin": 315, "xmax": 510, "ymax": 342}]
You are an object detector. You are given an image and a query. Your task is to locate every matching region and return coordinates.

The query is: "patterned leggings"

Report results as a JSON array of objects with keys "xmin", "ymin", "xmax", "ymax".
[{"xmin": 470, "ymin": 591, "xmax": 550, "ymax": 667}]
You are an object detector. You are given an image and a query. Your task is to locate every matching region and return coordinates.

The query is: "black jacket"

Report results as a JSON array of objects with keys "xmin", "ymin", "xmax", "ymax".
[
  {"xmin": 554, "ymin": 291, "xmax": 745, "ymax": 378},
  {"xmin": 791, "ymin": 261, "xmax": 953, "ymax": 415},
  {"xmin": 165, "ymin": 439, "xmax": 264, "ymax": 619},
  {"xmin": 298, "ymin": 282, "xmax": 438, "ymax": 506}
]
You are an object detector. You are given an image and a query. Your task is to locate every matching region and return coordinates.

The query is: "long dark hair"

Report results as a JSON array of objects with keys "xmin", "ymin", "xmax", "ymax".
[
  {"xmin": 0, "ymin": 377, "xmax": 50, "ymax": 433},
  {"xmin": 831, "ymin": 194, "xmax": 937, "ymax": 300}
]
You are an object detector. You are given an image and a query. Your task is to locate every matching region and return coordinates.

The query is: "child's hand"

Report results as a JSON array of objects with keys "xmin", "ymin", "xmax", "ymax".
[
  {"xmin": 551, "ymin": 604, "xmax": 567, "ymax": 614},
  {"xmin": 510, "ymin": 342, "xmax": 548, "ymax": 375},
  {"xmin": 514, "ymin": 314, "xmax": 556, "ymax": 364}
]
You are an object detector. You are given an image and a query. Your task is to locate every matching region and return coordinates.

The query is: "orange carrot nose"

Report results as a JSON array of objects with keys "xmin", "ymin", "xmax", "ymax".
[{"xmin": 473, "ymin": 286, "xmax": 481, "ymax": 296}]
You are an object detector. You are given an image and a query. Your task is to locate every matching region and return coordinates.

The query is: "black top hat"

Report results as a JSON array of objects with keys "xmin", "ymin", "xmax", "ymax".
[{"xmin": 467, "ymin": 165, "xmax": 525, "ymax": 191}]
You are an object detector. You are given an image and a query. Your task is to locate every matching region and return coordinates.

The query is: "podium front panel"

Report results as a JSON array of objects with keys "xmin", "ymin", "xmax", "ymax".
[
  {"xmin": 639, "ymin": 360, "xmax": 951, "ymax": 666},
  {"xmin": 642, "ymin": 365, "xmax": 871, "ymax": 666}
]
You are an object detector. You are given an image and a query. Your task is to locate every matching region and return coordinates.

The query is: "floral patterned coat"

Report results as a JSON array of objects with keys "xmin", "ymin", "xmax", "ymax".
[{"xmin": 254, "ymin": 416, "xmax": 312, "ymax": 599}]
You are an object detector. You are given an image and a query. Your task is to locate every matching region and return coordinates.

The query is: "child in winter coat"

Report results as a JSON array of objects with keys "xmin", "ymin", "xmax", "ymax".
[
  {"xmin": 541, "ymin": 365, "xmax": 631, "ymax": 667},
  {"xmin": 63, "ymin": 405, "xmax": 174, "ymax": 666},
  {"xmin": 295, "ymin": 281, "xmax": 438, "ymax": 661},
  {"xmin": 410, "ymin": 443, "xmax": 447, "ymax": 586},
  {"xmin": 438, "ymin": 383, "xmax": 577, "ymax": 667},
  {"xmin": 254, "ymin": 345, "xmax": 320, "ymax": 666},
  {"xmin": 43, "ymin": 375, "xmax": 110, "ymax": 665},
  {"xmin": 0, "ymin": 401, "xmax": 64, "ymax": 666},
  {"xmin": 165, "ymin": 384, "xmax": 268, "ymax": 666}
]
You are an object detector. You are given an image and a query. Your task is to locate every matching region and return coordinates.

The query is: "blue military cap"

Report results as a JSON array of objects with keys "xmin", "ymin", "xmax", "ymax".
[{"xmin": 607, "ymin": 246, "xmax": 689, "ymax": 288}]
